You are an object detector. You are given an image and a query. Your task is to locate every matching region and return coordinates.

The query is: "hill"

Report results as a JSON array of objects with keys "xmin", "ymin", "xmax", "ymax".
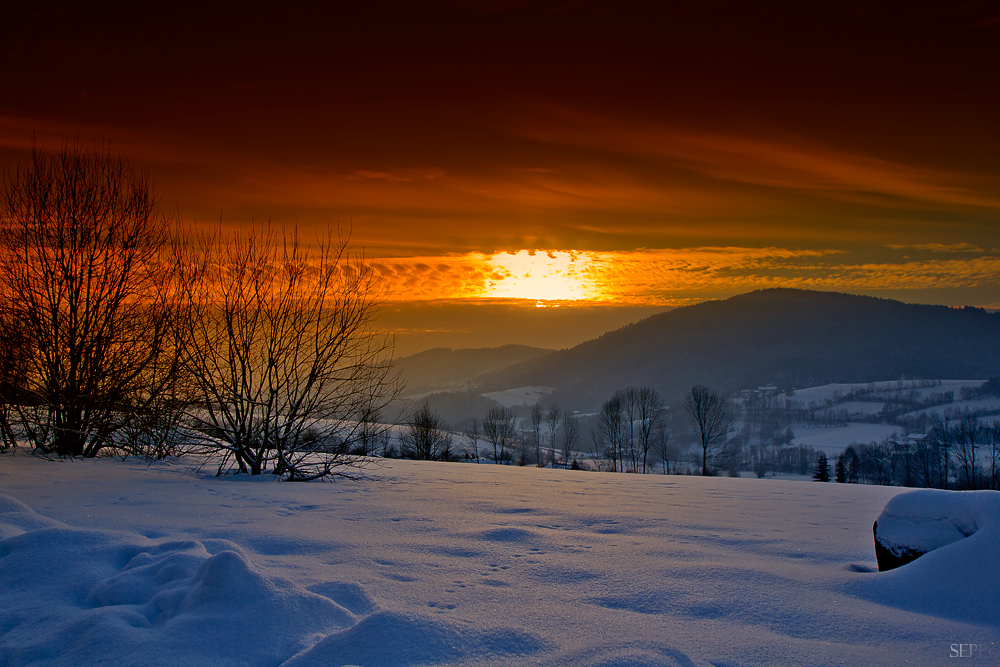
[
  {"xmin": 480, "ymin": 289, "xmax": 1000, "ymax": 410},
  {"xmin": 396, "ymin": 344, "xmax": 552, "ymax": 397}
]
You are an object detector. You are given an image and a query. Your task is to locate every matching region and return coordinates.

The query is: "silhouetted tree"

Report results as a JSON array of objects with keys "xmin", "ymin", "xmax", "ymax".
[
  {"xmin": 928, "ymin": 424, "xmax": 954, "ymax": 489},
  {"xmin": 953, "ymin": 414, "xmax": 983, "ymax": 489},
  {"xmin": 834, "ymin": 452, "xmax": 847, "ymax": 483},
  {"xmin": 597, "ymin": 392, "xmax": 627, "ymax": 471},
  {"xmin": 482, "ymin": 405, "xmax": 517, "ymax": 464},
  {"xmin": 857, "ymin": 440, "xmax": 895, "ymax": 485},
  {"xmin": 0, "ymin": 307, "xmax": 32, "ymax": 450},
  {"xmin": 634, "ymin": 386, "xmax": 665, "ymax": 474},
  {"xmin": 560, "ymin": 408, "xmax": 578, "ymax": 467},
  {"xmin": 653, "ymin": 424, "xmax": 677, "ymax": 474},
  {"xmin": 401, "ymin": 403, "xmax": 452, "ymax": 461},
  {"xmin": 0, "ymin": 143, "xmax": 179, "ymax": 457},
  {"xmin": 530, "ymin": 403, "xmax": 543, "ymax": 467},
  {"xmin": 464, "ymin": 418, "xmax": 481, "ymax": 462},
  {"xmin": 356, "ymin": 397, "xmax": 389, "ymax": 457},
  {"xmin": 684, "ymin": 385, "xmax": 732, "ymax": 476},
  {"xmin": 842, "ymin": 445, "xmax": 860, "ymax": 483},
  {"xmin": 813, "ymin": 452, "xmax": 831, "ymax": 482},
  {"xmin": 986, "ymin": 421, "xmax": 1000, "ymax": 490},
  {"xmin": 545, "ymin": 403, "xmax": 560, "ymax": 467},
  {"xmin": 175, "ymin": 223, "xmax": 399, "ymax": 480}
]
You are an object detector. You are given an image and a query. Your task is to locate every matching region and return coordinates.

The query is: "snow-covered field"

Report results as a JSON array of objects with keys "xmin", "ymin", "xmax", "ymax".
[
  {"xmin": 780, "ymin": 380, "xmax": 984, "ymax": 407},
  {"xmin": 792, "ymin": 424, "xmax": 903, "ymax": 457},
  {"xmin": 482, "ymin": 386, "xmax": 553, "ymax": 408},
  {"xmin": 899, "ymin": 396, "xmax": 1000, "ymax": 421},
  {"xmin": 1, "ymin": 454, "xmax": 997, "ymax": 666}
]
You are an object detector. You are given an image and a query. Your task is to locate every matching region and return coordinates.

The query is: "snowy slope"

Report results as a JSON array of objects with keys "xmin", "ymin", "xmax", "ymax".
[
  {"xmin": 1, "ymin": 454, "xmax": 997, "ymax": 666},
  {"xmin": 780, "ymin": 380, "xmax": 984, "ymax": 406},
  {"xmin": 482, "ymin": 386, "xmax": 552, "ymax": 408},
  {"xmin": 792, "ymin": 424, "xmax": 903, "ymax": 457}
]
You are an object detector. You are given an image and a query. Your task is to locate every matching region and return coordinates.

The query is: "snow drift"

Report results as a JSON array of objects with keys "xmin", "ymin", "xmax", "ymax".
[
  {"xmin": 0, "ymin": 495, "xmax": 358, "ymax": 666},
  {"xmin": 0, "ymin": 490, "xmax": 549, "ymax": 667},
  {"xmin": 857, "ymin": 489, "xmax": 1000, "ymax": 626}
]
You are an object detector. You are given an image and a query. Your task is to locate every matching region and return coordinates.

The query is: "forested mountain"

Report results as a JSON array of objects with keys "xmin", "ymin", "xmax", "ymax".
[
  {"xmin": 396, "ymin": 344, "xmax": 552, "ymax": 397},
  {"xmin": 478, "ymin": 289, "xmax": 1000, "ymax": 410}
]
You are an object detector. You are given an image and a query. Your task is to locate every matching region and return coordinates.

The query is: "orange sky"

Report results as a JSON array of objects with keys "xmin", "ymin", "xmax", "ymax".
[{"xmin": 2, "ymin": 1, "xmax": 999, "ymax": 353}]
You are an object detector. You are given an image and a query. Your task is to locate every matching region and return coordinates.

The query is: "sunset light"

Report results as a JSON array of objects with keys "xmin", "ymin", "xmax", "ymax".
[
  {"xmin": 2, "ymin": 1, "xmax": 999, "ymax": 350},
  {"xmin": 4, "ymin": 3, "xmax": 1000, "ymax": 664},
  {"xmin": 477, "ymin": 250, "xmax": 604, "ymax": 302}
]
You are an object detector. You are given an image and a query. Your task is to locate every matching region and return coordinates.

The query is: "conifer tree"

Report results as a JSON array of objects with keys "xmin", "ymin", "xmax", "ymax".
[
  {"xmin": 834, "ymin": 453, "xmax": 847, "ymax": 483},
  {"xmin": 813, "ymin": 452, "xmax": 831, "ymax": 482}
]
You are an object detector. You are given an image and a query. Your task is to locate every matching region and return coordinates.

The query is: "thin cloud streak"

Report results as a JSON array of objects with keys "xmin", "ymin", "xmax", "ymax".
[{"xmin": 510, "ymin": 107, "xmax": 1000, "ymax": 211}]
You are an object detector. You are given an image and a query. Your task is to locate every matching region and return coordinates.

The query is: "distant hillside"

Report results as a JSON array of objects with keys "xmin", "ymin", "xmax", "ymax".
[
  {"xmin": 480, "ymin": 289, "xmax": 1000, "ymax": 410},
  {"xmin": 397, "ymin": 344, "xmax": 552, "ymax": 397}
]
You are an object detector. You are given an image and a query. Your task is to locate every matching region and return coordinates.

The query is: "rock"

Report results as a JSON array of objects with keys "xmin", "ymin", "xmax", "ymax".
[
  {"xmin": 873, "ymin": 520, "xmax": 927, "ymax": 571},
  {"xmin": 872, "ymin": 489, "xmax": 989, "ymax": 572}
]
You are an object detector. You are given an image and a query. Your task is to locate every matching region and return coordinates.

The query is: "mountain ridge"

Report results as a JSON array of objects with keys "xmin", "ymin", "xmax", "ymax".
[{"xmin": 474, "ymin": 289, "xmax": 1000, "ymax": 410}]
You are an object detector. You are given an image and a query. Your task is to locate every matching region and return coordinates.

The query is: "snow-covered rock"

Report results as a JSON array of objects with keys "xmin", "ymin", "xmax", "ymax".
[
  {"xmin": 854, "ymin": 489, "xmax": 1000, "ymax": 626},
  {"xmin": 872, "ymin": 489, "xmax": 998, "ymax": 571}
]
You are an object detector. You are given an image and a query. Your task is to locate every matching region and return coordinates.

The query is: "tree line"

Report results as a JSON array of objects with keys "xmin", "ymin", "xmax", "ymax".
[{"xmin": 832, "ymin": 415, "xmax": 1000, "ymax": 490}]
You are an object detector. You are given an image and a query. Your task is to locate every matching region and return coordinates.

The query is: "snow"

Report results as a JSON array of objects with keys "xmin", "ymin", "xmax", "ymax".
[
  {"xmin": 874, "ymin": 489, "xmax": 992, "ymax": 556},
  {"xmin": 858, "ymin": 489, "xmax": 1000, "ymax": 626},
  {"xmin": 812, "ymin": 400, "xmax": 886, "ymax": 416},
  {"xmin": 482, "ymin": 386, "xmax": 552, "ymax": 408},
  {"xmin": 898, "ymin": 397, "xmax": 1000, "ymax": 421},
  {"xmin": 791, "ymin": 424, "xmax": 902, "ymax": 457},
  {"xmin": 782, "ymin": 380, "xmax": 984, "ymax": 406},
  {"xmin": 1, "ymin": 454, "xmax": 998, "ymax": 666}
]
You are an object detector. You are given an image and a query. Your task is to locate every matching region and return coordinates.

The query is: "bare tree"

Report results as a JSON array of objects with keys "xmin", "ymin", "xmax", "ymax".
[
  {"xmin": 684, "ymin": 384, "xmax": 732, "ymax": 476},
  {"xmin": 653, "ymin": 423, "xmax": 677, "ymax": 474},
  {"xmin": 356, "ymin": 403, "xmax": 386, "ymax": 457},
  {"xmin": 175, "ymin": 223, "xmax": 399, "ymax": 480},
  {"xmin": 545, "ymin": 403, "xmax": 560, "ymax": 467},
  {"xmin": 482, "ymin": 405, "xmax": 517, "ymax": 464},
  {"xmin": 0, "ymin": 144, "xmax": 178, "ymax": 457},
  {"xmin": 912, "ymin": 435, "xmax": 941, "ymax": 488},
  {"xmin": 560, "ymin": 408, "xmax": 578, "ymax": 467},
  {"xmin": 858, "ymin": 439, "xmax": 895, "ymax": 485},
  {"xmin": 953, "ymin": 414, "xmax": 983, "ymax": 489},
  {"xmin": 929, "ymin": 423, "xmax": 955, "ymax": 489},
  {"xmin": 465, "ymin": 418, "xmax": 481, "ymax": 463},
  {"xmin": 985, "ymin": 421, "xmax": 1000, "ymax": 490},
  {"xmin": 401, "ymin": 403, "xmax": 452, "ymax": 461},
  {"xmin": 597, "ymin": 392, "xmax": 626, "ymax": 472},
  {"xmin": 0, "ymin": 304, "xmax": 33, "ymax": 450},
  {"xmin": 634, "ymin": 386, "xmax": 665, "ymax": 474},
  {"xmin": 620, "ymin": 387, "xmax": 640, "ymax": 472},
  {"xmin": 530, "ymin": 403, "xmax": 543, "ymax": 467}
]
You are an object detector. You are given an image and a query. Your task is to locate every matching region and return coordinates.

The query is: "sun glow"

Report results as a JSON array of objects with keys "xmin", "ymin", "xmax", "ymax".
[
  {"xmin": 479, "ymin": 250, "xmax": 604, "ymax": 302},
  {"xmin": 373, "ymin": 246, "xmax": 1000, "ymax": 308}
]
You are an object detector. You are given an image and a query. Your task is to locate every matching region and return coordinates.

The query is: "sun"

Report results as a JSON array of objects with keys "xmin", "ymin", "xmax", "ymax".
[{"xmin": 479, "ymin": 250, "xmax": 604, "ymax": 302}]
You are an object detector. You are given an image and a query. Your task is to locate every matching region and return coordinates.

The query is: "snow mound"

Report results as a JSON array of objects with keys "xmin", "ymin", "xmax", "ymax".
[
  {"xmin": 282, "ymin": 610, "xmax": 550, "ymax": 667},
  {"xmin": 0, "ymin": 495, "xmax": 357, "ymax": 667},
  {"xmin": 850, "ymin": 489, "xmax": 1000, "ymax": 626},
  {"xmin": 873, "ymin": 489, "xmax": 988, "ymax": 567},
  {"xmin": 0, "ymin": 495, "xmax": 64, "ymax": 538}
]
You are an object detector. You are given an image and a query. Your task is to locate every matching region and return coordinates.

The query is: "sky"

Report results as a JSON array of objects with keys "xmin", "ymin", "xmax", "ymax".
[{"xmin": 2, "ymin": 0, "xmax": 999, "ymax": 354}]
